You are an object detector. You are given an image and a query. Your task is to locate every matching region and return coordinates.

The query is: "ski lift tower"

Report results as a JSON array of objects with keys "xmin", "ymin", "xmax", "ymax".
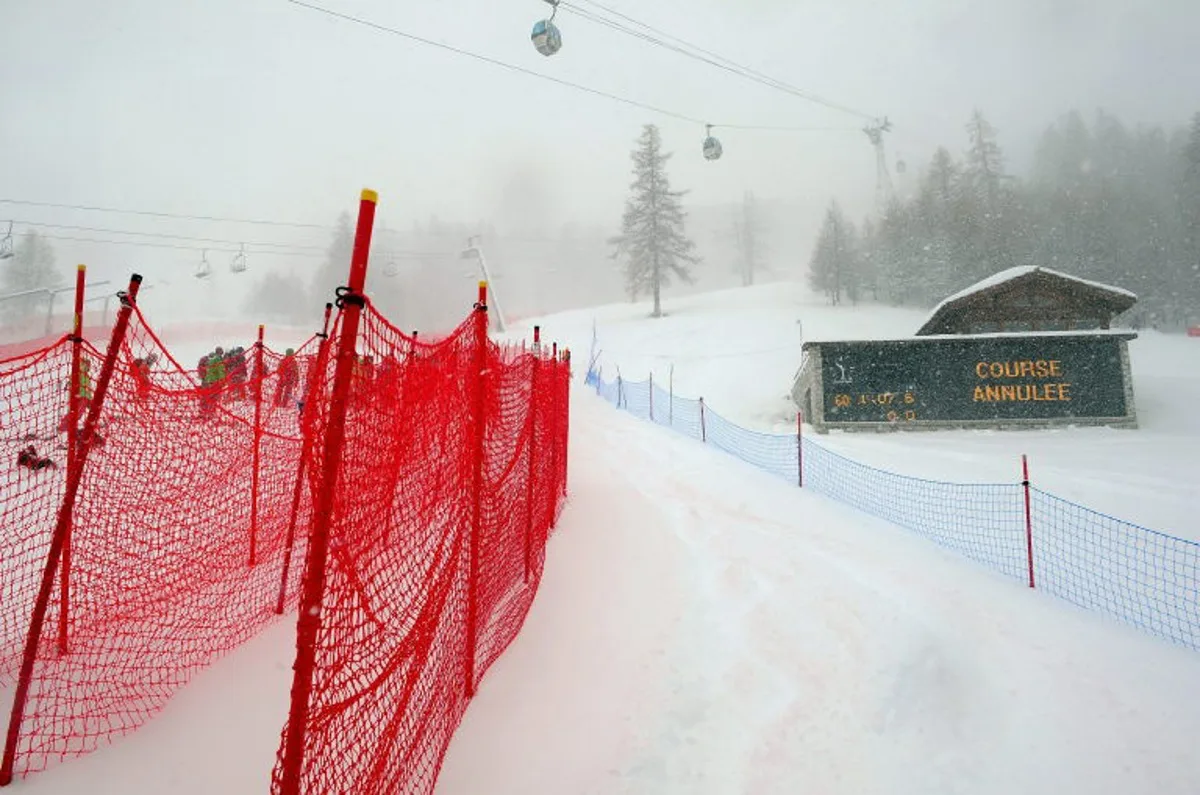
[
  {"xmin": 461, "ymin": 235, "xmax": 507, "ymax": 333},
  {"xmin": 863, "ymin": 117, "xmax": 896, "ymax": 216}
]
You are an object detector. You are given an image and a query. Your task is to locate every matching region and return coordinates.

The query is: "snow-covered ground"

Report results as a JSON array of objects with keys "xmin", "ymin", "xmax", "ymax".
[
  {"xmin": 15, "ymin": 392, "xmax": 1200, "ymax": 794},
  {"xmin": 520, "ymin": 281, "xmax": 1200, "ymax": 540},
  {"xmin": 9, "ymin": 284, "xmax": 1200, "ymax": 793}
]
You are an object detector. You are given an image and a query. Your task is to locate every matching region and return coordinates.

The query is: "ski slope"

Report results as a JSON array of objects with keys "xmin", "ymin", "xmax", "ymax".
[
  {"xmin": 9, "ymin": 285, "xmax": 1200, "ymax": 793},
  {"xmin": 11, "ymin": 391, "xmax": 1200, "ymax": 794},
  {"xmin": 527, "ymin": 281, "xmax": 1200, "ymax": 540}
]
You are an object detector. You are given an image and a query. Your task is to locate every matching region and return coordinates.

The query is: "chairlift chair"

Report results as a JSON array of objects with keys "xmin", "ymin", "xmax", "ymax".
[
  {"xmin": 195, "ymin": 249, "xmax": 213, "ymax": 279},
  {"xmin": 0, "ymin": 222, "xmax": 14, "ymax": 261},
  {"xmin": 701, "ymin": 124, "xmax": 723, "ymax": 161},
  {"xmin": 230, "ymin": 243, "xmax": 247, "ymax": 274}
]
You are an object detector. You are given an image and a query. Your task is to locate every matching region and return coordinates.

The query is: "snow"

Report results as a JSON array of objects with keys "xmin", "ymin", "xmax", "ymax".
[
  {"xmin": 528, "ymin": 281, "xmax": 1198, "ymax": 541},
  {"xmin": 8, "ymin": 281, "xmax": 1200, "ymax": 793},
  {"xmin": 919, "ymin": 265, "xmax": 1139, "ymax": 333},
  {"xmin": 13, "ymin": 390, "xmax": 1200, "ymax": 794}
]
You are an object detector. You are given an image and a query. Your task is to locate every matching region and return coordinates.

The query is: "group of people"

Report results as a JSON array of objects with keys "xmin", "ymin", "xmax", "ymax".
[
  {"xmin": 196, "ymin": 344, "xmax": 301, "ymax": 417},
  {"xmin": 16, "ymin": 340, "xmax": 309, "ymax": 475}
]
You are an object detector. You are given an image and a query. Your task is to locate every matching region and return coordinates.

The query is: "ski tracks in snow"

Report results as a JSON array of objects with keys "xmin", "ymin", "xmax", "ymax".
[{"xmin": 571, "ymin": 395, "xmax": 1200, "ymax": 795}]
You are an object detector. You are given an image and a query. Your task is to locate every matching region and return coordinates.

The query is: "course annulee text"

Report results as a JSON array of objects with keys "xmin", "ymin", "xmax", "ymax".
[{"xmin": 973, "ymin": 359, "xmax": 1072, "ymax": 403}]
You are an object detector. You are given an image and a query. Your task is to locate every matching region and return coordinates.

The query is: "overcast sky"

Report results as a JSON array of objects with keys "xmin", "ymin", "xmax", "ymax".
[{"xmin": 2, "ymin": 0, "xmax": 1198, "ymax": 298}]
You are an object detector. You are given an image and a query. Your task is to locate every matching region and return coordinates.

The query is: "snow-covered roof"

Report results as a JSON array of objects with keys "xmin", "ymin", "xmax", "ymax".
[
  {"xmin": 801, "ymin": 328, "xmax": 1138, "ymax": 351},
  {"xmin": 916, "ymin": 266, "xmax": 1138, "ymax": 336}
]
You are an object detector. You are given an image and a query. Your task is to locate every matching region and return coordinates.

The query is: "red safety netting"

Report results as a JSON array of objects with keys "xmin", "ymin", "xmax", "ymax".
[
  {"xmin": 270, "ymin": 301, "xmax": 570, "ymax": 795},
  {"xmin": 0, "ymin": 306, "xmax": 322, "ymax": 778}
]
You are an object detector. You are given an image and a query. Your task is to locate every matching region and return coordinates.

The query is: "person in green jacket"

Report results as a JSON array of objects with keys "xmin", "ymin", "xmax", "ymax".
[
  {"xmin": 58, "ymin": 359, "xmax": 93, "ymax": 433},
  {"xmin": 199, "ymin": 347, "xmax": 226, "ymax": 418}
]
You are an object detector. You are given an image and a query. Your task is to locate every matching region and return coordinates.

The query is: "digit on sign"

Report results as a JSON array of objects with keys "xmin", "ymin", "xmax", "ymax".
[
  {"xmin": 886, "ymin": 410, "xmax": 898, "ymax": 421},
  {"xmin": 904, "ymin": 392, "xmax": 915, "ymax": 404}
]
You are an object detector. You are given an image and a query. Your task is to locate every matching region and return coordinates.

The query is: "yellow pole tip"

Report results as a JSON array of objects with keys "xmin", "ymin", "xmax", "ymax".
[
  {"xmin": 478, "ymin": 280, "xmax": 488, "ymax": 288},
  {"xmin": 360, "ymin": 189, "xmax": 379, "ymax": 203},
  {"xmin": 76, "ymin": 264, "xmax": 86, "ymax": 271}
]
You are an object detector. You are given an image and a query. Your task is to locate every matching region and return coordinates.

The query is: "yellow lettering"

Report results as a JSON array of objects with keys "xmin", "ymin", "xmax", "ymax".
[
  {"xmin": 989, "ymin": 362, "xmax": 1005, "ymax": 378},
  {"xmin": 1018, "ymin": 361, "xmax": 1033, "ymax": 377},
  {"xmin": 986, "ymin": 385, "xmax": 1002, "ymax": 401},
  {"xmin": 1000, "ymin": 385, "xmax": 1017, "ymax": 401},
  {"xmin": 1060, "ymin": 383, "xmax": 1071, "ymax": 401},
  {"xmin": 976, "ymin": 362, "xmax": 988, "ymax": 378},
  {"xmin": 1034, "ymin": 360, "xmax": 1050, "ymax": 377},
  {"xmin": 973, "ymin": 386, "xmax": 986, "ymax": 401},
  {"xmin": 1049, "ymin": 360, "xmax": 1062, "ymax": 376}
]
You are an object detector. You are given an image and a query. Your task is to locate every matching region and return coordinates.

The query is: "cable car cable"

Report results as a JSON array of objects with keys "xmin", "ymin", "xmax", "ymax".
[
  {"xmin": 559, "ymin": 0, "xmax": 879, "ymax": 120},
  {"xmin": 282, "ymin": 0, "xmax": 707, "ymax": 125}
]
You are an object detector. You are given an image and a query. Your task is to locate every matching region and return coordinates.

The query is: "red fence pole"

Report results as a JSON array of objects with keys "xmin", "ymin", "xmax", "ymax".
[
  {"xmin": 1, "ymin": 274, "xmax": 142, "ymax": 786},
  {"xmin": 1022, "ymin": 454, "xmax": 1035, "ymax": 589},
  {"xmin": 249, "ymin": 324, "xmax": 265, "ymax": 566},
  {"xmin": 560, "ymin": 348, "xmax": 570, "ymax": 498},
  {"xmin": 276, "ymin": 304, "xmax": 333, "ymax": 615},
  {"xmin": 796, "ymin": 411, "xmax": 804, "ymax": 488},
  {"xmin": 548, "ymin": 343, "xmax": 561, "ymax": 531},
  {"xmin": 699, "ymin": 397, "xmax": 707, "ymax": 442},
  {"xmin": 668, "ymin": 364, "xmax": 674, "ymax": 427},
  {"xmin": 57, "ymin": 264, "xmax": 87, "ymax": 656},
  {"xmin": 524, "ymin": 327, "xmax": 541, "ymax": 584},
  {"xmin": 648, "ymin": 371, "xmax": 654, "ymax": 421},
  {"xmin": 277, "ymin": 190, "xmax": 377, "ymax": 795},
  {"xmin": 465, "ymin": 281, "xmax": 489, "ymax": 698}
]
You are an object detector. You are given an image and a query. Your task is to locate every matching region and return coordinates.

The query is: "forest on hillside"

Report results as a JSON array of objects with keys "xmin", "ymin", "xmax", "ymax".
[{"xmin": 810, "ymin": 109, "xmax": 1200, "ymax": 329}]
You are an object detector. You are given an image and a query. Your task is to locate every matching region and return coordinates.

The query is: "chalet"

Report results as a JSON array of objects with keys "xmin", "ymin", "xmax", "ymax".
[{"xmin": 915, "ymin": 266, "xmax": 1137, "ymax": 337}]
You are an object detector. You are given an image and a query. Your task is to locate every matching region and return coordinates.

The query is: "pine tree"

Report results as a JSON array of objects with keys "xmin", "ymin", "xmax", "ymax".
[
  {"xmin": 2, "ymin": 230, "xmax": 62, "ymax": 321},
  {"xmin": 244, "ymin": 270, "xmax": 312, "ymax": 324},
  {"xmin": 1177, "ymin": 112, "xmax": 1200, "ymax": 321},
  {"xmin": 965, "ymin": 110, "xmax": 1005, "ymax": 208},
  {"xmin": 732, "ymin": 191, "xmax": 767, "ymax": 287},
  {"xmin": 311, "ymin": 212, "xmax": 354, "ymax": 306},
  {"xmin": 809, "ymin": 202, "xmax": 858, "ymax": 305},
  {"xmin": 609, "ymin": 124, "xmax": 699, "ymax": 317}
]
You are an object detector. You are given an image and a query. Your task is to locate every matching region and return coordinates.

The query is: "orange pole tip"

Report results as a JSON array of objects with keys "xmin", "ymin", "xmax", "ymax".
[
  {"xmin": 360, "ymin": 188, "xmax": 379, "ymax": 203},
  {"xmin": 478, "ymin": 280, "xmax": 488, "ymax": 289},
  {"xmin": 76, "ymin": 264, "xmax": 86, "ymax": 272}
]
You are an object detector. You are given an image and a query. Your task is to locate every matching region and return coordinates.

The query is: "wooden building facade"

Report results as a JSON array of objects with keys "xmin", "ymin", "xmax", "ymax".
[{"xmin": 915, "ymin": 266, "xmax": 1137, "ymax": 337}]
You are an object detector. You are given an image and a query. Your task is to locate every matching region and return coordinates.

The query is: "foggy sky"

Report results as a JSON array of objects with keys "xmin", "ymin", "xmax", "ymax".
[{"xmin": 2, "ymin": 0, "xmax": 1198, "ymax": 301}]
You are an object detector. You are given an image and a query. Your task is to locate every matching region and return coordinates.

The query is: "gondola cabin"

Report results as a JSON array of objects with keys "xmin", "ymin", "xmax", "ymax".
[
  {"xmin": 702, "ymin": 135, "xmax": 723, "ymax": 161},
  {"xmin": 531, "ymin": 19, "xmax": 562, "ymax": 56}
]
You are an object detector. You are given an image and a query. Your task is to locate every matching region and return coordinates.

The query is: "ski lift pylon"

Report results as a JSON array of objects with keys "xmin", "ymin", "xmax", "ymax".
[
  {"xmin": 0, "ymin": 221, "xmax": 14, "ymax": 261},
  {"xmin": 532, "ymin": 0, "xmax": 563, "ymax": 56}
]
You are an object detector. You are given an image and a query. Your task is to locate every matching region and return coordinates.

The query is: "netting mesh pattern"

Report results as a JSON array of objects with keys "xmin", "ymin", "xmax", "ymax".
[
  {"xmin": 586, "ymin": 369, "xmax": 1199, "ymax": 653},
  {"xmin": 1, "ymin": 310, "xmax": 321, "ymax": 777},
  {"xmin": 269, "ymin": 304, "xmax": 570, "ymax": 795}
]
